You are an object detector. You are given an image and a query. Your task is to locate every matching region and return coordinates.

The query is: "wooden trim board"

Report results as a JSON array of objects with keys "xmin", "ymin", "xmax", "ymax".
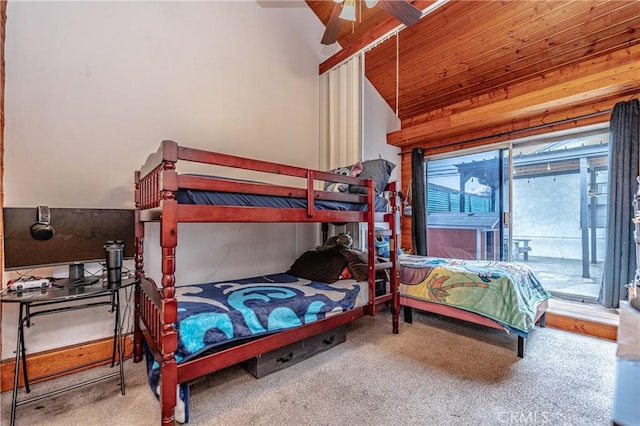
[
  {"xmin": 546, "ymin": 313, "xmax": 617, "ymax": 341},
  {"xmin": 545, "ymin": 299, "xmax": 619, "ymax": 341},
  {"xmin": 0, "ymin": 335, "xmax": 133, "ymax": 393}
]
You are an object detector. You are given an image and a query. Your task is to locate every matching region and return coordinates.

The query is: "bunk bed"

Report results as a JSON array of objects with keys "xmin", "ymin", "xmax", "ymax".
[
  {"xmin": 132, "ymin": 140, "xmax": 401, "ymax": 425},
  {"xmin": 398, "ymin": 255, "xmax": 550, "ymax": 357}
]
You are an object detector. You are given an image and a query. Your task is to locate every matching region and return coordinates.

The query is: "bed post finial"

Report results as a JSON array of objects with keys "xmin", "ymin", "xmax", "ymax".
[{"xmin": 161, "ymin": 140, "xmax": 178, "ymax": 162}]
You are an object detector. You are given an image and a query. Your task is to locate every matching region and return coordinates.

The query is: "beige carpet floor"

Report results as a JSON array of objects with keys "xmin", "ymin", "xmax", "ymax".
[{"xmin": 0, "ymin": 310, "xmax": 617, "ymax": 425}]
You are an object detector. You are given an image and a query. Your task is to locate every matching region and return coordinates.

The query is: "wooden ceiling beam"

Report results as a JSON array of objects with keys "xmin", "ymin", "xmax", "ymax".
[
  {"xmin": 396, "ymin": 95, "xmax": 628, "ymax": 158},
  {"xmin": 388, "ymin": 52, "xmax": 640, "ymax": 148},
  {"xmin": 319, "ymin": 0, "xmax": 435, "ymax": 75},
  {"xmin": 401, "ymin": 43, "xmax": 640, "ymax": 129}
]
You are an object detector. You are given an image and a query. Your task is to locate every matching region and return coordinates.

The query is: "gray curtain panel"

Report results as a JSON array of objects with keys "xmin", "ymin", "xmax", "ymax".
[
  {"xmin": 411, "ymin": 148, "xmax": 427, "ymax": 256},
  {"xmin": 599, "ymin": 99, "xmax": 640, "ymax": 309}
]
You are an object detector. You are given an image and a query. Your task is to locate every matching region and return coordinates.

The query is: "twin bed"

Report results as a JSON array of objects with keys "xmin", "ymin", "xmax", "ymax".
[
  {"xmin": 398, "ymin": 255, "xmax": 549, "ymax": 358},
  {"xmin": 132, "ymin": 140, "xmax": 549, "ymax": 425}
]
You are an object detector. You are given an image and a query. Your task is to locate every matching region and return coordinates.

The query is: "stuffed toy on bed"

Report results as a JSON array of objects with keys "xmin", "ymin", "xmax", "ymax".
[
  {"xmin": 316, "ymin": 232, "xmax": 353, "ymax": 251},
  {"xmin": 325, "ymin": 162, "xmax": 363, "ymax": 193}
]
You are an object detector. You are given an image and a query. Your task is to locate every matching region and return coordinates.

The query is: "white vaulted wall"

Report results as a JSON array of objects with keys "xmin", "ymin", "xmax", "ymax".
[{"xmin": 1, "ymin": 1, "xmax": 341, "ymax": 359}]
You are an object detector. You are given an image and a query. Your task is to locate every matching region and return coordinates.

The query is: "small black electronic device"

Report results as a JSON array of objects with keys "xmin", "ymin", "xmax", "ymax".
[{"xmin": 29, "ymin": 206, "xmax": 55, "ymax": 241}]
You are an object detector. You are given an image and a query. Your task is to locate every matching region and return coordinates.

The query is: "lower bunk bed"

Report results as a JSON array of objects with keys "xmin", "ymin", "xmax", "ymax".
[
  {"xmin": 398, "ymin": 255, "xmax": 550, "ymax": 358},
  {"xmin": 140, "ymin": 272, "xmax": 374, "ymax": 423},
  {"xmin": 131, "ymin": 140, "xmax": 401, "ymax": 425}
]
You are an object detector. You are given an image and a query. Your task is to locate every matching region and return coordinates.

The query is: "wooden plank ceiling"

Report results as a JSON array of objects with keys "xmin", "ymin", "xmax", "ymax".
[{"xmin": 307, "ymin": 0, "xmax": 640, "ymax": 128}]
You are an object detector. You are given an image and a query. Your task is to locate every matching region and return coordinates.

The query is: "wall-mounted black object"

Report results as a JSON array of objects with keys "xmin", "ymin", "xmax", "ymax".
[
  {"xmin": 4, "ymin": 207, "xmax": 135, "ymax": 272},
  {"xmin": 29, "ymin": 206, "xmax": 55, "ymax": 241}
]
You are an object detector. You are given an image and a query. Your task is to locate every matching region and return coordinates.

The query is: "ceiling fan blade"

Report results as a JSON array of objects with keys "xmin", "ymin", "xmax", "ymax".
[
  {"xmin": 377, "ymin": 0, "xmax": 422, "ymax": 27},
  {"xmin": 321, "ymin": 2, "xmax": 343, "ymax": 45}
]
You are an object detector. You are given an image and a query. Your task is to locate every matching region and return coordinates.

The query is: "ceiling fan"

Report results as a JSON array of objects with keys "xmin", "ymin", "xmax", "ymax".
[{"xmin": 321, "ymin": 0, "xmax": 423, "ymax": 45}]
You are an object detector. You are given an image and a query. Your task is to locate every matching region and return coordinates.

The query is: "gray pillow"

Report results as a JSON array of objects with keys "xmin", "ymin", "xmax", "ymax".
[{"xmin": 349, "ymin": 158, "xmax": 396, "ymax": 195}]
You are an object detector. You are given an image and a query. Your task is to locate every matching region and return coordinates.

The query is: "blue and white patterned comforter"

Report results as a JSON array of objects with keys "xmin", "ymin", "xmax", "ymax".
[
  {"xmin": 172, "ymin": 272, "xmax": 366, "ymax": 362},
  {"xmin": 145, "ymin": 273, "xmax": 367, "ymax": 423}
]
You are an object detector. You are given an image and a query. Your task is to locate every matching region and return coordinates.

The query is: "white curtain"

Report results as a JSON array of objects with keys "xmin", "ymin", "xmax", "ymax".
[
  {"xmin": 319, "ymin": 54, "xmax": 363, "ymax": 171},
  {"xmin": 319, "ymin": 54, "xmax": 364, "ymax": 245}
]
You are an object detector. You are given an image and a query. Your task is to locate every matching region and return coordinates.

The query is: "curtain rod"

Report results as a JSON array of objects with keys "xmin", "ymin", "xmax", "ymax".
[{"xmin": 398, "ymin": 109, "xmax": 613, "ymax": 156}]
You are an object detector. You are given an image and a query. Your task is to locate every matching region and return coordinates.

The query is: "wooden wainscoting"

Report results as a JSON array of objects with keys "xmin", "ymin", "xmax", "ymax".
[{"xmin": 0, "ymin": 335, "xmax": 133, "ymax": 393}]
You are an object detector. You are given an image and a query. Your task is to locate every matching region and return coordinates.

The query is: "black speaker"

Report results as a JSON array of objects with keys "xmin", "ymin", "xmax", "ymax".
[{"xmin": 30, "ymin": 206, "xmax": 55, "ymax": 241}]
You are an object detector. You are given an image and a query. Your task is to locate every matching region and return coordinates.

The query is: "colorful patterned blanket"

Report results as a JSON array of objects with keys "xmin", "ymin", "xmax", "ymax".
[
  {"xmin": 399, "ymin": 255, "xmax": 550, "ymax": 335},
  {"xmin": 145, "ymin": 273, "xmax": 366, "ymax": 422},
  {"xmin": 172, "ymin": 273, "xmax": 365, "ymax": 361}
]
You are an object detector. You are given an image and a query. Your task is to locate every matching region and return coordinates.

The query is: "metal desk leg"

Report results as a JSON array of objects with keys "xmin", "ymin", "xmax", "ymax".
[
  {"xmin": 116, "ymin": 290, "xmax": 125, "ymax": 395},
  {"xmin": 11, "ymin": 303, "xmax": 24, "ymax": 426},
  {"xmin": 109, "ymin": 289, "xmax": 125, "ymax": 395},
  {"xmin": 111, "ymin": 292, "xmax": 117, "ymax": 368},
  {"xmin": 20, "ymin": 316, "xmax": 30, "ymax": 394}
]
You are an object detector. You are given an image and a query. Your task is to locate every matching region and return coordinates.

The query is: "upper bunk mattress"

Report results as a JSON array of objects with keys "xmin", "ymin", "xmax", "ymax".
[
  {"xmin": 398, "ymin": 255, "xmax": 550, "ymax": 336},
  {"xmin": 176, "ymin": 189, "xmax": 389, "ymax": 212},
  {"xmin": 171, "ymin": 272, "xmax": 369, "ymax": 363}
]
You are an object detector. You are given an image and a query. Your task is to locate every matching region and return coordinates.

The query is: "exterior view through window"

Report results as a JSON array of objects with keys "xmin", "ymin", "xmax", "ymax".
[{"xmin": 425, "ymin": 129, "xmax": 609, "ymax": 303}]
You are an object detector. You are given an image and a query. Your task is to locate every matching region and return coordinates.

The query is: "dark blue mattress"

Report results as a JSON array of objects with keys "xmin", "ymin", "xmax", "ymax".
[{"xmin": 176, "ymin": 188, "xmax": 389, "ymax": 212}]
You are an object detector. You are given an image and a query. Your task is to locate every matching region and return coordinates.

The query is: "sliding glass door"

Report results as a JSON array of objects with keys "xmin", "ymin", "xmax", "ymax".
[
  {"xmin": 508, "ymin": 133, "xmax": 608, "ymax": 302},
  {"xmin": 425, "ymin": 128, "xmax": 609, "ymax": 302}
]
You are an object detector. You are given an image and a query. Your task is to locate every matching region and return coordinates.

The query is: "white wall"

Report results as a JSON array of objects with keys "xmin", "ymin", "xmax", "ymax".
[
  {"xmin": 363, "ymin": 78, "xmax": 400, "ymax": 179},
  {"xmin": 2, "ymin": 1, "xmax": 339, "ymax": 359},
  {"xmin": 363, "ymin": 78, "xmax": 401, "ymax": 241}
]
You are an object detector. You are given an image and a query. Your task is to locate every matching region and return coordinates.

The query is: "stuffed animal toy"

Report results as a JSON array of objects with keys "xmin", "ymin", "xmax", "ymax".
[
  {"xmin": 326, "ymin": 175, "xmax": 350, "ymax": 193},
  {"xmin": 375, "ymin": 234, "xmax": 391, "ymax": 258},
  {"xmin": 374, "ymin": 228, "xmax": 403, "ymax": 258},
  {"xmin": 325, "ymin": 162, "xmax": 363, "ymax": 193},
  {"xmin": 316, "ymin": 232, "xmax": 353, "ymax": 251}
]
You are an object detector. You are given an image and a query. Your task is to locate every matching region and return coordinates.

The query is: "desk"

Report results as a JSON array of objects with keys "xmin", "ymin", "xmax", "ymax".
[{"xmin": 0, "ymin": 278, "xmax": 137, "ymax": 426}]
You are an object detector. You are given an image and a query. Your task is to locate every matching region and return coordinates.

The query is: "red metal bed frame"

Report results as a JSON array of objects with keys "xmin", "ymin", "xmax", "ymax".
[{"xmin": 131, "ymin": 140, "xmax": 401, "ymax": 425}]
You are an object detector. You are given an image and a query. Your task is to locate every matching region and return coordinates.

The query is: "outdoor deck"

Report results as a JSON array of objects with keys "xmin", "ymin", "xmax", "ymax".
[
  {"xmin": 524, "ymin": 256, "xmax": 619, "ymax": 334},
  {"xmin": 524, "ymin": 255, "xmax": 603, "ymax": 303}
]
